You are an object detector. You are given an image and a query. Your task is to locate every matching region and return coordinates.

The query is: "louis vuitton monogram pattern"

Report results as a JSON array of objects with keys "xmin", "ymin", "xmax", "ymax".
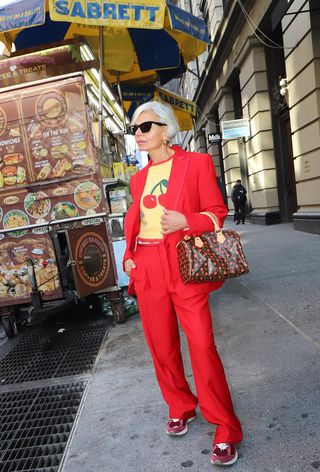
[{"xmin": 177, "ymin": 229, "xmax": 249, "ymax": 284}]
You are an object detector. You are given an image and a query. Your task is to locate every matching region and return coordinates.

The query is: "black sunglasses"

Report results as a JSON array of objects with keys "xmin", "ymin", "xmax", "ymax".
[{"xmin": 129, "ymin": 121, "xmax": 166, "ymax": 135}]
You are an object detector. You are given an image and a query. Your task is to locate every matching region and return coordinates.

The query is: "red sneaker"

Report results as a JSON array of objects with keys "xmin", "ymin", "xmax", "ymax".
[
  {"xmin": 166, "ymin": 416, "xmax": 196, "ymax": 436},
  {"xmin": 210, "ymin": 443, "xmax": 238, "ymax": 466}
]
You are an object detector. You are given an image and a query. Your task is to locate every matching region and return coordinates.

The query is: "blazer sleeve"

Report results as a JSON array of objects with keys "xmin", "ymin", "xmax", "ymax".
[
  {"xmin": 184, "ymin": 154, "xmax": 228, "ymax": 234},
  {"xmin": 123, "ymin": 175, "xmax": 138, "ymax": 266}
]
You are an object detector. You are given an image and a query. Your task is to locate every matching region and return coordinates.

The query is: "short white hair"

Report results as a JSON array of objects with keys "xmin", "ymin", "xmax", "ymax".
[{"xmin": 131, "ymin": 101, "xmax": 180, "ymax": 142}]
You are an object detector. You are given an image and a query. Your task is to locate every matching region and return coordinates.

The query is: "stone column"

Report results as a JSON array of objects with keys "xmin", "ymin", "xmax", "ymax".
[
  {"xmin": 217, "ymin": 87, "xmax": 240, "ymax": 210},
  {"xmin": 283, "ymin": 0, "xmax": 320, "ymax": 234},
  {"xmin": 237, "ymin": 38, "xmax": 280, "ymax": 225}
]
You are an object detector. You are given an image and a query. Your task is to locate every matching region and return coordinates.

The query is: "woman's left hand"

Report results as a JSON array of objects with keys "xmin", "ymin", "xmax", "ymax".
[{"xmin": 161, "ymin": 209, "xmax": 188, "ymax": 235}]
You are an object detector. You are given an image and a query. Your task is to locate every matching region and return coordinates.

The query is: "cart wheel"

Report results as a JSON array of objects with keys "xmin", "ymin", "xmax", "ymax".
[
  {"xmin": 110, "ymin": 300, "xmax": 126, "ymax": 324},
  {"xmin": 3, "ymin": 316, "xmax": 16, "ymax": 339}
]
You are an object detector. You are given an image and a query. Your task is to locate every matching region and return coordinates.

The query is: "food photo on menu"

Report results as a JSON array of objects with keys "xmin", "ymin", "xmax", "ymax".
[
  {"xmin": 24, "ymin": 191, "xmax": 51, "ymax": 221},
  {"xmin": 0, "ymin": 234, "xmax": 61, "ymax": 305},
  {"xmin": 0, "ymin": 98, "xmax": 30, "ymax": 190}
]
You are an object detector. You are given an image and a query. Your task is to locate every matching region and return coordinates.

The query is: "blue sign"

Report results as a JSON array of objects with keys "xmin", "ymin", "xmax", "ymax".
[
  {"xmin": 167, "ymin": 3, "xmax": 209, "ymax": 44},
  {"xmin": 0, "ymin": 0, "xmax": 45, "ymax": 33},
  {"xmin": 221, "ymin": 119, "xmax": 251, "ymax": 140}
]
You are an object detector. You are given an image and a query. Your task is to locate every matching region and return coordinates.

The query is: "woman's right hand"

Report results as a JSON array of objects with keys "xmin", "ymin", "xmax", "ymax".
[{"xmin": 124, "ymin": 258, "xmax": 136, "ymax": 277}]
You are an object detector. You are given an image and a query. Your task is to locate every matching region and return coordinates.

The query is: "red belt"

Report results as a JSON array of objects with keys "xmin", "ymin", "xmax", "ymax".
[{"xmin": 136, "ymin": 237, "xmax": 163, "ymax": 246}]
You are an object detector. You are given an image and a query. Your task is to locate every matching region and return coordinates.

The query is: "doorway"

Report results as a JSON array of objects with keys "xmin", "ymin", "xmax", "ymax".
[
  {"xmin": 266, "ymin": 25, "xmax": 297, "ymax": 221},
  {"xmin": 281, "ymin": 114, "xmax": 297, "ymax": 219}
]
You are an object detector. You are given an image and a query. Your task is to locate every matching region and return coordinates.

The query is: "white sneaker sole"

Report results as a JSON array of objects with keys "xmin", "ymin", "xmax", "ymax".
[
  {"xmin": 210, "ymin": 449, "xmax": 238, "ymax": 466},
  {"xmin": 166, "ymin": 415, "xmax": 196, "ymax": 436}
]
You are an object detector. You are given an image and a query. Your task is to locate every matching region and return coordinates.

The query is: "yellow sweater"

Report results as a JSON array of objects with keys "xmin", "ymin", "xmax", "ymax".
[{"xmin": 139, "ymin": 157, "xmax": 173, "ymax": 239}]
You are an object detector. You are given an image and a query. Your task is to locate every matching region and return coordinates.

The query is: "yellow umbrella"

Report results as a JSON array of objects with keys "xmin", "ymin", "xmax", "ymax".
[
  {"xmin": 1, "ymin": 0, "xmax": 209, "ymax": 86},
  {"xmin": 1, "ymin": 1, "xmax": 208, "ymax": 137}
]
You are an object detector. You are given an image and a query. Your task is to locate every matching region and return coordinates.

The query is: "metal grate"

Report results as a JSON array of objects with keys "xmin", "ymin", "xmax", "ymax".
[
  {"xmin": 0, "ymin": 382, "xmax": 86, "ymax": 472},
  {"xmin": 0, "ymin": 321, "xmax": 107, "ymax": 385}
]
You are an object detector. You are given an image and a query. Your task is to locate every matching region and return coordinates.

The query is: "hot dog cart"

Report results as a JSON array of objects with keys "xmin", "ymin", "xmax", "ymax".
[{"xmin": 0, "ymin": 73, "xmax": 126, "ymax": 339}]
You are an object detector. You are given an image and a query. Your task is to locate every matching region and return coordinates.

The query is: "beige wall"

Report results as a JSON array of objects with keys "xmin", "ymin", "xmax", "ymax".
[
  {"xmin": 198, "ymin": 0, "xmax": 274, "ymax": 118},
  {"xmin": 238, "ymin": 42, "xmax": 279, "ymax": 215},
  {"xmin": 283, "ymin": 0, "xmax": 320, "ymax": 215}
]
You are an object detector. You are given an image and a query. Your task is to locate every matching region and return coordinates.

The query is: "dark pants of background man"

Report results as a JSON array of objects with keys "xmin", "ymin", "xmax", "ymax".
[{"xmin": 233, "ymin": 202, "xmax": 246, "ymax": 224}]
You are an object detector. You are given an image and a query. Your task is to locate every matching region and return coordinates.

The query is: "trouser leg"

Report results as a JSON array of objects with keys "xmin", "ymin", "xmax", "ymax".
[
  {"xmin": 234, "ymin": 203, "xmax": 240, "ymax": 222},
  {"xmin": 233, "ymin": 205, "xmax": 237, "ymax": 222},
  {"xmin": 134, "ymin": 246, "xmax": 198, "ymax": 419},
  {"xmin": 172, "ymin": 292, "xmax": 243, "ymax": 444},
  {"xmin": 240, "ymin": 204, "xmax": 246, "ymax": 223}
]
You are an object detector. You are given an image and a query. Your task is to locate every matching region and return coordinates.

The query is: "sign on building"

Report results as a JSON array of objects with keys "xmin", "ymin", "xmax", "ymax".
[
  {"xmin": 207, "ymin": 133, "xmax": 221, "ymax": 144},
  {"xmin": 221, "ymin": 118, "xmax": 251, "ymax": 140}
]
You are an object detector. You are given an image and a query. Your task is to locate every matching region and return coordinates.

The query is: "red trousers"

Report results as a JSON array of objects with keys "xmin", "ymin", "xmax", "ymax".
[{"xmin": 131, "ymin": 242, "xmax": 243, "ymax": 444}]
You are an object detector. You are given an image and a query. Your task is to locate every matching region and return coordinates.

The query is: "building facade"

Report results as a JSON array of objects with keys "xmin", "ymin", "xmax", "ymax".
[{"xmin": 177, "ymin": 0, "xmax": 320, "ymax": 234}]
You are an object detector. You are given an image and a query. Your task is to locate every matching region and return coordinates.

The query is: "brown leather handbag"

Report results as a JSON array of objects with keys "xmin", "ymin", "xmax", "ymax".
[{"xmin": 177, "ymin": 212, "xmax": 249, "ymax": 284}]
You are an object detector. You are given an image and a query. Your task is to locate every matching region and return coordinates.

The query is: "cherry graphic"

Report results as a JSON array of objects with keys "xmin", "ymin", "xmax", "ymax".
[
  {"xmin": 158, "ymin": 179, "xmax": 168, "ymax": 207},
  {"xmin": 158, "ymin": 193, "xmax": 167, "ymax": 206},
  {"xmin": 143, "ymin": 179, "xmax": 169, "ymax": 209},
  {"xmin": 143, "ymin": 194, "xmax": 157, "ymax": 209},
  {"xmin": 160, "ymin": 179, "xmax": 168, "ymax": 191}
]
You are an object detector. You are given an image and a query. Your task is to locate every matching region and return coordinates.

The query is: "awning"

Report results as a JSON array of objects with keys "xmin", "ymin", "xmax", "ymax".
[{"xmin": 1, "ymin": 1, "xmax": 209, "ymax": 86}]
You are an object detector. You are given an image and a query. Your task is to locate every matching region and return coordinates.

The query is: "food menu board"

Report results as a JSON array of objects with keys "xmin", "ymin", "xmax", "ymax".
[
  {"xmin": 0, "ymin": 98, "xmax": 31, "ymax": 191},
  {"xmin": 0, "ymin": 76, "xmax": 98, "ymax": 189},
  {"xmin": 0, "ymin": 76, "xmax": 107, "ymax": 235},
  {"xmin": 0, "ymin": 233, "xmax": 62, "ymax": 307},
  {"xmin": 0, "ymin": 176, "xmax": 105, "ymax": 234},
  {"xmin": 19, "ymin": 77, "xmax": 96, "ymax": 183}
]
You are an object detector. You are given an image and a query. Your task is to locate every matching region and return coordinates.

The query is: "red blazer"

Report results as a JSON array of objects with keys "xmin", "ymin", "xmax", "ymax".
[{"xmin": 123, "ymin": 145, "xmax": 228, "ymax": 297}]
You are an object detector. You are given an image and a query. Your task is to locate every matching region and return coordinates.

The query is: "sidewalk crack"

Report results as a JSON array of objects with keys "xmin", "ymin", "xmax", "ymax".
[{"xmin": 239, "ymin": 281, "xmax": 320, "ymax": 351}]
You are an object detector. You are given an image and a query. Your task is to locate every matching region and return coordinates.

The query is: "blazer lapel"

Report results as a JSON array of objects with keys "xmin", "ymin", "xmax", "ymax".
[{"xmin": 165, "ymin": 146, "xmax": 189, "ymax": 211}]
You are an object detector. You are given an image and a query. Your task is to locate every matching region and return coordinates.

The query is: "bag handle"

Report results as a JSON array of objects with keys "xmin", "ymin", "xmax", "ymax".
[
  {"xmin": 200, "ymin": 212, "xmax": 226, "ymax": 244},
  {"xmin": 200, "ymin": 212, "xmax": 221, "ymax": 231}
]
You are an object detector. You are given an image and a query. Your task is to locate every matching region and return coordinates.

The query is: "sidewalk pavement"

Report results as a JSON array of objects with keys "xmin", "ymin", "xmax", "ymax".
[{"xmin": 61, "ymin": 222, "xmax": 320, "ymax": 472}]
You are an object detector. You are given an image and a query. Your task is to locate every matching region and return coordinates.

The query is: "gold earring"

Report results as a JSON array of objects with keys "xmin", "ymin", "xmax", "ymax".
[{"xmin": 163, "ymin": 137, "xmax": 168, "ymax": 145}]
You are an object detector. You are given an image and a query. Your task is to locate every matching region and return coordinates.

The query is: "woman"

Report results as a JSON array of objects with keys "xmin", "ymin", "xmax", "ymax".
[{"xmin": 123, "ymin": 101, "xmax": 243, "ymax": 466}]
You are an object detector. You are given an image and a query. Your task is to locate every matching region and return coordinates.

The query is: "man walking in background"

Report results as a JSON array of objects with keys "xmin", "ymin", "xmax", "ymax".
[{"xmin": 231, "ymin": 179, "xmax": 247, "ymax": 225}]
